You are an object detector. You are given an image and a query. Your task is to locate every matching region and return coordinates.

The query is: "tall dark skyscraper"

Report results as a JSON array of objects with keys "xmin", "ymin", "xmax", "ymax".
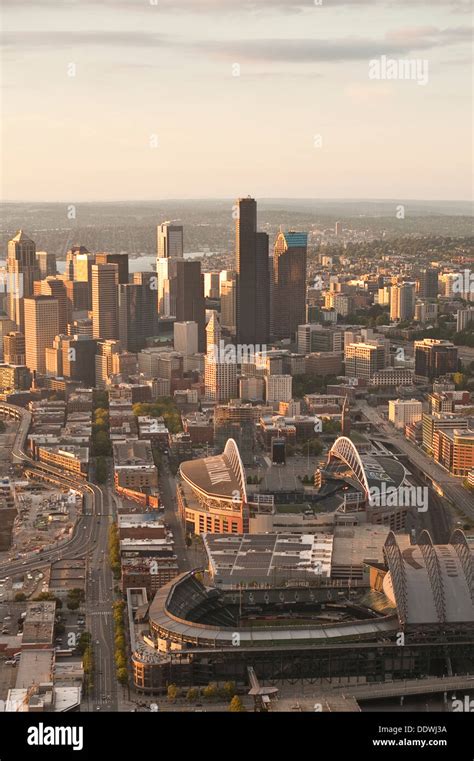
[
  {"xmin": 175, "ymin": 260, "xmax": 205, "ymax": 352},
  {"xmin": 235, "ymin": 197, "xmax": 269, "ymax": 345},
  {"xmin": 272, "ymin": 231, "xmax": 308, "ymax": 341},
  {"xmin": 118, "ymin": 279, "xmax": 157, "ymax": 353},
  {"xmin": 417, "ymin": 267, "xmax": 439, "ymax": 299},
  {"xmin": 95, "ymin": 253, "xmax": 129, "ymax": 285}
]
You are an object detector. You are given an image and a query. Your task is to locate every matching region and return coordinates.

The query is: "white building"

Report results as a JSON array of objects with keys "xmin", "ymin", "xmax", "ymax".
[
  {"xmin": 174, "ymin": 321, "xmax": 198, "ymax": 356},
  {"xmin": 265, "ymin": 374, "xmax": 292, "ymax": 405},
  {"xmin": 388, "ymin": 399, "xmax": 423, "ymax": 429}
]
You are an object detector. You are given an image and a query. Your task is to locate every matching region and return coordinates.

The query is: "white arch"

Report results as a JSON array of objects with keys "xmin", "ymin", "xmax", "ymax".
[
  {"xmin": 223, "ymin": 438, "xmax": 248, "ymax": 503},
  {"xmin": 328, "ymin": 436, "xmax": 370, "ymax": 498}
]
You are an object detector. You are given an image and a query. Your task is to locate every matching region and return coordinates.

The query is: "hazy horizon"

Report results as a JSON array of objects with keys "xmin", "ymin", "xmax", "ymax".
[{"xmin": 2, "ymin": 0, "xmax": 472, "ymax": 203}]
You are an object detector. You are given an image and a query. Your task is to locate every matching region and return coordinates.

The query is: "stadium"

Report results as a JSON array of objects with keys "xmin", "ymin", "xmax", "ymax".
[{"xmin": 131, "ymin": 529, "xmax": 474, "ymax": 692}]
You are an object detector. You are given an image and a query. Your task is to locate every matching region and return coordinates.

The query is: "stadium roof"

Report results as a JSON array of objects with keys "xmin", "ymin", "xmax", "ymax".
[
  {"xmin": 179, "ymin": 438, "xmax": 247, "ymax": 502},
  {"xmin": 383, "ymin": 530, "xmax": 474, "ymax": 627}
]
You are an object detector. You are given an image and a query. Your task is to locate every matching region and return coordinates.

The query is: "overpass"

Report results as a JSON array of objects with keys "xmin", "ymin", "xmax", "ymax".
[{"xmin": 340, "ymin": 675, "xmax": 474, "ymax": 701}]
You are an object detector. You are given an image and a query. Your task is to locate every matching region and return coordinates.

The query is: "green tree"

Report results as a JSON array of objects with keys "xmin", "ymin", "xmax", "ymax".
[
  {"xmin": 186, "ymin": 687, "xmax": 199, "ymax": 702},
  {"xmin": 167, "ymin": 684, "xmax": 179, "ymax": 702},
  {"xmin": 14, "ymin": 592, "xmax": 26, "ymax": 601},
  {"xmin": 202, "ymin": 682, "xmax": 218, "ymax": 700},
  {"xmin": 229, "ymin": 695, "xmax": 245, "ymax": 712}
]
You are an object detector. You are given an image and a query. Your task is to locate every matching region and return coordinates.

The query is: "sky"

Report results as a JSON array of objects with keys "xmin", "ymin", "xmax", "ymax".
[{"xmin": 1, "ymin": 0, "xmax": 472, "ymax": 202}]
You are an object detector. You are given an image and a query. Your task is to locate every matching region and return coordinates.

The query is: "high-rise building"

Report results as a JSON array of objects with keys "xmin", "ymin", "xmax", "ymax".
[
  {"xmin": 414, "ymin": 339, "xmax": 459, "ymax": 380},
  {"xmin": 204, "ymin": 272, "xmax": 220, "ymax": 299},
  {"xmin": 344, "ymin": 342, "xmax": 386, "ymax": 380},
  {"xmin": 174, "ymin": 321, "xmax": 198, "ymax": 356},
  {"xmin": 3, "ymin": 332, "xmax": 26, "ymax": 365},
  {"xmin": 390, "ymin": 282, "xmax": 416, "ymax": 321},
  {"xmin": 65, "ymin": 280, "xmax": 90, "ymax": 313},
  {"xmin": 204, "ymin": 312, "xmax": 237, "ymax": 402},
  {"xmin": 417, "ymin": 267, "xmax": 439, "ymax": 299},
  {"xmin": 273, "ymin": 231, "xmax": 308, "ymax": 341},
  {"xmin": 7, "ymin": 230, "xmax": 39, "ymax": 333},
  {"xmin": 456, "ymin": 307, "xmax": 474, "ymax": 333},
  {"xmin": 132, "ymin": 272, "xmax": 158, "ymax": 336},
  {"xmin": 175, "ymin": 260, "xmax": 205, "ymax": 352},
  {"xmin": 35, "ymin": 251, "xmax": 57, "ymax": 279},
  {"xmin": 95, "ymin": 253, "xmax": 129, "ymax": 285},
  {"xmin": 0, "ymin": 317, "xmax": 17, "ymax": 362},
  {"xmin": 156, "ymin": 257, "xmax": 177, "ymax": 317},
  {"xmin": 62, "ymin": 335, "xmax": 97, "ymax": 387},
  {"xmin": 220, "ymin": 278, "xmax": 236, "ymax": 333},
  {"xmin": 95, "ymin": 340, "xmax": 121, "ymax": 388},
  {"xmin": 265, "ymin": 374, "xmax": 292, "ymax": 405},
  {"xmin": 24, "ymin": 296, "xmax": 59, "ymax": 375},
  {"xmin": 157, "ymin": 222, "xmax": 183, "ymax": 260},
  {"xmin": 92, "ymin": 263, "xmax": 119, "ymax": 340},
  {"xmin": 118, "ymin": 283, "xmax": 153, "ymax": 353},
  {"xmin": 34, "ymin": 277, "xmax": 69, "ymax": 334},
  {"xmin": 235, "ymin": 197, "xmax": 269, "ymax": 346}
]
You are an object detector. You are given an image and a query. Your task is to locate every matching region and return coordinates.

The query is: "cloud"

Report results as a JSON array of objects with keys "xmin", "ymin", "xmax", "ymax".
[
  {"xmin": 0, "ymin": 30, "xmax": 167, "ymax": 50},
  {"xmin": 1, "ymin": 0, "xmax": 472, "ymax": 10},
  {"xmin": 191, "ymin": 27, "xmax": 473, "ymax": 64}
]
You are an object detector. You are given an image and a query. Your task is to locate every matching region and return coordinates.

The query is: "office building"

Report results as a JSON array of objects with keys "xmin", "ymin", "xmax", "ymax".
[
  {"xmin": 272, "ymin": 231, "xmax": 308, "ymax": 341},
  {"xmin": 388, "ymin": 399, "xmax": 423, "ymax": 430},
  {"xmin": 92, "ymin": 263, "xmax": 118, "ymax": 340},
  {"xmin": 24, "ymin": 296, "xmax": 59, "ymax": 375},
  {"xmin": 3, "ymin": 332, "xmax": 25, "ymax": 366},
  {"xmin": 265, "ymin": 374, "xmax": 292, "ymax": 405},
  {"xmin": 35, "ymin": 251, "xmax": 57, "ymax": 279},
  {"xmin": 414, "ymin": 339, "xmax": 459, "ymax": 380},
  {"xmin": 235, "ymin": 197, "xmax": 269, "ymax": 345},
  {"xmin": 417, "ymin": 267, "xmax": 438, "ymax": 299},
  {"xmin": 220, "ymin": 277, "xmax": 236, "ymax": 333},
  {"xmin": 34, "ymin": 277, "xmax": 69, "ymax": 335},
  {"xmin": 157, "ymin": 222, "xmax": 183, "ymax": 260},
  {"xmin": 7, "ymin": 230, "xmax": 39, "ymax": 333},
  {"xmin": 456, "ymin": 307, "xmax": 474, "ymax": 333},
  {"xmin": 175, "ymin": 260, "xmax": 205, "ymax": 352},
  {"xmin": 174, "ymin": 321, "xmax": 198, "ymax": 356},
  {"xmin": 344, "ymin": 342, "xmax": 386, "ymax": 380},
  {"xmin": 95, "ymin": 252, "xmax": 129, "ymax": 284},
  {"xmin": 204, "ymin": 272, "xmax": 220, "ymax": 299},
  {"xmin": 390, "ymin": 282, "xmax": 416, "ymax": 321},
  {"xmin": 204, "ymin": 311, "xmax": 237, "ymax": 402}
]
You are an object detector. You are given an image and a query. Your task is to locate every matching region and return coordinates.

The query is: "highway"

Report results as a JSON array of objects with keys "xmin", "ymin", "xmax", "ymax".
[
  {"xmin": 359, "ymin": 401, "xmax": 474, "ymax": 522},
  {"xmin": 0, "ymin": 402, "xmax": 118, "ymax": 712}
]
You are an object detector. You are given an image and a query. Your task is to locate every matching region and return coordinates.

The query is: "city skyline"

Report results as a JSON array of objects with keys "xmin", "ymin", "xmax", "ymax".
[{"xmin": 1, "ymin": 0, "xmax": 472, "ymax": 202}]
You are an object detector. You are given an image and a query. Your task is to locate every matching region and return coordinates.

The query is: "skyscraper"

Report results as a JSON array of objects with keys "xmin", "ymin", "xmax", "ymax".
[
  {"xmin": 414, "ymin": 339, "xmax": 459, "ymax": 380},
  {"xmin": 175, "ymin": 260, "xmax": 205, "ymax": 352},
  {"xmin": 390, "ymin": 282, "xmax": 416, "ymax": 321},
  {"xmin": 417, "ymin": 267, "xmax": 439, "ymax": 299},
  {"xmin": 204, "ymin": 311, "xmax": 237, "ymax": 402},
  {"xmin": 174, "ymin": 321, "xmax": 198, "ymax": 356},
  {"xmin": 34, "ymin": 277, "xmax": 69, "ymax": 335},
  {"xmin": 7, "ymin": 230, "xmax": 39, "ymax": 333},
  {"xmin": 220, "ymin": 277, "xmax": 236, "ymax": 333},
  {"xmin": 3, "ymin": 331, "xmax": 25, "ymax": 365},
  {"xmin": 272, "ymin": 231, "xmax": 308, "ymax": 341},
  {"xmin": 24, "ymin": 296, "xmax": 59, "ymax": 375},
  {"xmin": 62, "ymin": 335, "xmax": 98, "ymax": 387},
  {"xmin": 92, "ymin": 263, "xmax": 118, "ymax": 340},
  {"xmin": 235, "ymin": 197, "xmax": 269, "ymax": 345},
  {"xmin": 118, "ymin": 281, "xmax": 156, "ymax": 353},
  {"xmin": 95, "ymin": 253, "xmax": 129, "ymax": 285},
  {"xmin": 35, "ymin": 251, "xmax": 57, "ymax": 279},
  {"xmin": 157, "ymin": 222, "xmax": 183, "ymax": 260}
]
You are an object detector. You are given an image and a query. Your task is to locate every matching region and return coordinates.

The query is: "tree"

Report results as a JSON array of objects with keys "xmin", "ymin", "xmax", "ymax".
[
  {"xmin": 229, "ymin": 695, "xmax": 245, "ymax": 712},
  {"xmin": 14, "ymin": 592, "xmax": 26, "ymax": 602},
  {"xmin": 167, "ymin": 684, "xmax": 179, "ymax": 702},
  {"xmin": 0, "ymin": 420, "xmax": 6, "ymax": 433},
  {"xmin": 202, "ymin": 682, "xmax": 218, "ymax": 700},
  {"xmin": 117, "ymin": 667, "xmax": 128, "ymax": 685},
  {"xmin": 67, "ymin": 598, "xmax": 80, "ymax": 611},
  {"xmin": 186, "ymin": 687, "xmax": 199, "ymax": 702},
  {"xmin": 222, "ymin": 681, "xmax": 236, "ymax": 699}
]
